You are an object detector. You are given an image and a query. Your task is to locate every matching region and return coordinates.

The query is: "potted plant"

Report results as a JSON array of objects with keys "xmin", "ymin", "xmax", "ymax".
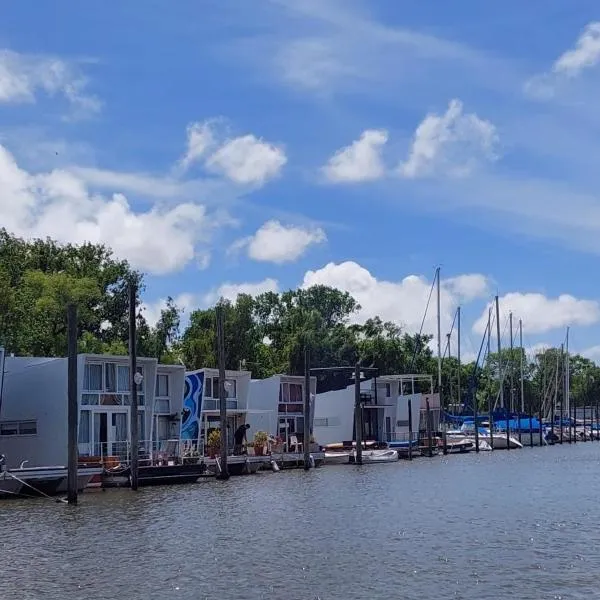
[
  {"xmin": 253, "ymin": 430, "xmax": 268, "ymax": 456},
  {"xmin": 207, "ymin": 429, "xmax": 221, "ymax": 459},
  {"xmin": 246, "ymin": 441, "xmax": 255, "ymax": 456}
]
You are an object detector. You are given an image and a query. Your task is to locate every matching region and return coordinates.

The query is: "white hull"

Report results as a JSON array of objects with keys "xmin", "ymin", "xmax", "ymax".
[
  {"xmin": 325, "ymin": 452, "xmax": 351, "ymax": 465},
  {"xmin": 447, "ymin": 433, "xmax": 521, "ymax": 450},
  {"xmin": 351, "ymin": 449, "xmax": 399, "ymax": 463},
  {"xmin": 513, "ymin": 432, "xmax": 547, "ymax": 447}
]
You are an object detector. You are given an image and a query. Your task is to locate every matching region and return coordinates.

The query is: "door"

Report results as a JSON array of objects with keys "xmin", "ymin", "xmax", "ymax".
[
  {"xmin": 93, "ymin": 412, "xmax": 107, "ymax": 457},
  {"xmin": 111, "ymin": 411, "xmax": 129, "ymax": 459}
]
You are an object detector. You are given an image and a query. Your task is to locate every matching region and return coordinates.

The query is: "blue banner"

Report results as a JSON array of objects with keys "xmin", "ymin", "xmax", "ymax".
[{"xmin": 180, "ymin": 371, "xmax": 204, "ymax": 443}]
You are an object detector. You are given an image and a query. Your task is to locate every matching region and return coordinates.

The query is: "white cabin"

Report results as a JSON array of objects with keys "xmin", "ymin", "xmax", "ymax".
[
  {"xmin": 313, "ymin": 374, "xmax": 435, "ymax": 446},
  {"xmin": 247, "ymin": 374, "xmax": 317, "ymax": 449},
  {"xmin": 0, "ymin": 353, "xmax": 185, "ymax": 468},
  {"xmin": 183, "ymin": 368, "xmax": 253, "ymax": 454}
]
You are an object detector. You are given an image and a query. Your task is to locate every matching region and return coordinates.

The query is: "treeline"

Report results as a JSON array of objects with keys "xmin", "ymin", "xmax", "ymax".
[{"xmin": 1, "ymin": 229, "xmax": 599, "ymax": 410}]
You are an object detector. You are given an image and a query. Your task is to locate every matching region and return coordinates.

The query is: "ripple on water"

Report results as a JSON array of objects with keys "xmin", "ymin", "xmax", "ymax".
[{"xmin": 3, "ymin": 444, "xmax": 600, "ymax": 599}]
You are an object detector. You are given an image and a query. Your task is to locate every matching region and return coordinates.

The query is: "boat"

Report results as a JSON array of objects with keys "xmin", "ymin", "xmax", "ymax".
[
  {"xmin": 102, "ymin": 462, "xmax": 207, "ymax": 487},
  {"xmin": 349, "ymin": 448, "xmax": 399, "ymax": 463},
  {"xmin": 324, "ymin": 451, "xmax": 351, "ymax": 464},
  {"xmin": 0, "ymin": 463, "xmax": 101, "ymax": 498},
  {"xmin": 447, "ymin": 423, "xmax": 523, "ymax": 450}
]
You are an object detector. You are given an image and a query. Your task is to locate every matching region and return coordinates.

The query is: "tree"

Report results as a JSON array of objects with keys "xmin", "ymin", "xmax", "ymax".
[{"xmin": 0, "ymin": 229, "xmax": 144, "ymax": 357}]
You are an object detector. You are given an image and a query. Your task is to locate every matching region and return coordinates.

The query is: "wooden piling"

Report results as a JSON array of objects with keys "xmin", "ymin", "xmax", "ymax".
[
  {"xmin": 128, "ymin": 283, "xmax": 139, "ymax": 491},
  {"xmin": 528, "ymin": 411, "xmax": 534, "ymax": 449},
  {"xmin": 354, "ymin": 363, "xmax": 363, "ymax": 465},
  {"xmin": 303, "ymin": 347, "xmax": 311, "ymax": 471},
  {"xmin": 538, "ymin": 405, "xmax": 544, "ymax": 447},
  {"xmin": 408, "ymin": 398, "xmax": 413, "ymax": 461},
  {"xmin": 215, "ymin": 304, "xmax": 229, "ymax": 480},
  {"xmin": 67, "ymin": 303, "xmax": 78, "ymax": 505},
  {"xmin": 473, "ymin": 391, "xmax": 479, "ymax": 453}
]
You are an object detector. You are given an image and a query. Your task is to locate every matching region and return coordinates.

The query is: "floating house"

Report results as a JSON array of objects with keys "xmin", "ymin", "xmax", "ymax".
[
  {"xmin": 182, "ymin": 368, "xmax": 255, "ymax": 454},
  {"xmin": 0, "ymin": 353, "xmax": 185, "ymax": 468},
  {"xmin": 247, "ymin": 374, "xmax": 317, "ymax": 450},
  {"xmin": 313, "ymin": 374, "xmax": 435, "ymax": 447}
]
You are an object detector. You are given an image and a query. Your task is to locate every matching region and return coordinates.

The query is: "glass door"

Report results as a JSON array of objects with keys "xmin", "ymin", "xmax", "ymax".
[{"xmin": 110, "ymin": 411, "xmax": 129, "ymax": 459}]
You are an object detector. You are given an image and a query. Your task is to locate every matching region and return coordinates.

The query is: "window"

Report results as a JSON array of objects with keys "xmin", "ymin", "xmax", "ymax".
[
  {"xmin": 105, "ymin": 363, "xmax": 117, "ymax": 392},
  {"xmin": 211, "ymin": 378, "xmax": 236, "ymax": 398},
  {"xmin": 155, "ymin": 398, "xmax": 170, "ymax": 413},
  {"xmin": 79, "ymin": 411, "xmax": 91, "ymax": 444},
  {"xmin": 117, "ymin": 365, "xmax": 130, "ymax": 392},
  {"xmin": 81, "ymin": 394, "xmax": 99, "ymax": 406},
  {"xmin": 385, "ymin": 383, "xmax": 391, "ymax": 398},
  {"xmin": 289, "ymin": 384, "xmax": 302, "ymax": 403},
  {"xmin": 155, "ymin": 374, "xmax": 169, "ymax": 397},
  {"xmin": 0, "ymin": 422, "xmax": 18, "ymax": 436},
  {"xmin": 0, "ymin": 420, "xmax": 37, "ymax": 436},
  {"xmin": 205, "ymin": 377, "xmax": 212, "ymax": 398},
  {"xmin": 84, "ymin": 363, "xmax": 103, "ymax": 391},
  {"xmin": 136, "ymin": 366, "xmax": 145, "ymax": 393}
]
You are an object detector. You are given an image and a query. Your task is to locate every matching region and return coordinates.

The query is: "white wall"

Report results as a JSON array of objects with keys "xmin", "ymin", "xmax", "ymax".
[
  {"xmin": 0, "ymin": 357, "xmax": 68, "ymax": 468},
  {"xmin": 313, "ymin": 386, "xmax": 355, "ymax": 446},
  {"xmin": 396, "ymin": 393, "xmax": 423, "ymax": 438},
  {"xmin": 247, "ymin": 376, "xmax": 279, "ymax": 437}
]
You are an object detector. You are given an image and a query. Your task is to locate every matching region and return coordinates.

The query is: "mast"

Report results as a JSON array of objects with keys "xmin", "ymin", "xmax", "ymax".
[
  {"xmin": 495, "ymin": 295, "xmax": 504, "ymax": 410},
  {"xmin": 436, "ymin": 267, "xmax": 442, "ymax": 399},
  {"xmin": 457, "ymin": 306, "xmax": 462, "ymax": 411},
  {"xmin": 519, "ymin": 319, "xmax": 525, "ymax": 413},
  {"xmin": 565, "ymin": 327, "xmax": 570, "ymax": 417},
  {"xmin": 509, "ymin": 312, "xmax": 514, "ymax": 413}
]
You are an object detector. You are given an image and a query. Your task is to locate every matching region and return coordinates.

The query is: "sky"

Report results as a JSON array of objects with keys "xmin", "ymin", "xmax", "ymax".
[{"xmin": 1, "ymin": 0, "xmax": 600, "ymax": 364}]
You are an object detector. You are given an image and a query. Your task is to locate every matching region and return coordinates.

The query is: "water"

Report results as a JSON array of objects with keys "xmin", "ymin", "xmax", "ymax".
[{"xmin": 3, "ymin": 444, "xmax": 600, "ymax": 599}]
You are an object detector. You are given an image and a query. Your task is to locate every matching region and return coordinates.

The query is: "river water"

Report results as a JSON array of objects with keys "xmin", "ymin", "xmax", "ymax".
[{"xmin": 4, "ymin": 443, "xmax": 600, "ymax": 599}]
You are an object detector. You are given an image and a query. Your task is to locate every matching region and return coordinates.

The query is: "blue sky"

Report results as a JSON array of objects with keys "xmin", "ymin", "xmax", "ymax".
[{"xmin": 1, "ymin": 0, "xmax": 600, "ymax": 363}]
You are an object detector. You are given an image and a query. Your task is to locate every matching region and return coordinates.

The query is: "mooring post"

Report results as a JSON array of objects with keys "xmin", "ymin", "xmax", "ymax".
[
  {"xmin": 215, "ymin": 304, "xmax": 229, "ymax": 480},
  {"xmin": 128, "ymin": 283, "xmax": 139, "ymax": 491},
  {"xmin": 408, "ymin": 398, "xmax": 413, "ymax": 461},
  {"xmin": 473, "ymin": 391, "xmax": 480, "ymax": 453},
  {"xmin": 67, "ymin": 303, "xmax": 78, "ymax": 505},
  {"xmin": 426, "ymin": 399, "xmax": 433, "ymax": 457},
  {"xmin": 303, "ymin": 347, "xmax": 311, "ymax": 471},
  {"xmin": 354, "ymin": 363, "xmax": 363, "ymax": 465},
  {"xmin": 529, "ymin": 410, "xmax": 534, "ymax": 449}
]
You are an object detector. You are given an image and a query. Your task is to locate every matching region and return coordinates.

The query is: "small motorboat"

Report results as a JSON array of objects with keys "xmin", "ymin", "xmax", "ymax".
[
  {"xmin": 349, "ymin": 448, "xmax": 399, "ymax": 463},
  {"xmin": 324, "ymin": 451, "xmax": 351, "ymax": 465}
]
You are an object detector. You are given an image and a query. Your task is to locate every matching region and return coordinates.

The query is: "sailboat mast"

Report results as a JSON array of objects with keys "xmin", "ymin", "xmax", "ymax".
[
  {"xmin": 436, "ymin": 267, "xmax": 442, "ymax": 398},
  {"xmin": 495, "ymin": 295, "xmax": 504, "ymax": 410},
  {"xmin": 519, "ymin": 319, "xmax": 525, "ymax": 413},
  {"xmin": 509, "ymin": 312, "xmax": 514, "ymax": 413},
  {"xmin": 457, "ymin": 306, "xmax": 461, "ymax": 410},
  {"xmin": 565, "ymin": 327, "xmax": 570, "ymax": 418}
]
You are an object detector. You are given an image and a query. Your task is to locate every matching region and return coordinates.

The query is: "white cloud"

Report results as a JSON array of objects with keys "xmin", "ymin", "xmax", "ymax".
[
  {"xmin": 203, "ymin": 278, "xmax": 280, "ymax": 306},
  {"xmin": 176, "ymin": 120, "xmax": 218, "ymax": 174},
  {"xmin": 473, "ymin": 293, "xmax": 600, "ymax": 336},
  {"xmin": 0, "ymin": 143, "xmax": 229, "ymax": 275},
  {"xmin": 0, "ymin": 49, "xmax": 100, "ymax": 117},
  {"xmin": 553, "ymin": 22, "xmax": 600, "ymax": 77},
  {"xmin": 399, "ymin": 100, "xmax": 498, "ymax": 179},
  {"xmin": 580, "ymin": 345, "xmax": 600, "ymax": 365},
  {"xmin": 322, "ymin": 129, "xmax": 388, "ymax": 183},
  {"xmin": 444, "ymin": 274, "xmax": 490, "ymax": 302},
  {"xmin": 525, "ymin": 22, "xmax": 600, "ymax": 99},
  {"xmin": 231, "ymin": 220, "xmax": 326, "ymax": 264},
  {"xmin": 206, "ymin": 134, "xmax": 287, "ymax": 185},
  {"xmin": 301, "ymin": 261, "xmax": 489, "ymax": 337}
]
